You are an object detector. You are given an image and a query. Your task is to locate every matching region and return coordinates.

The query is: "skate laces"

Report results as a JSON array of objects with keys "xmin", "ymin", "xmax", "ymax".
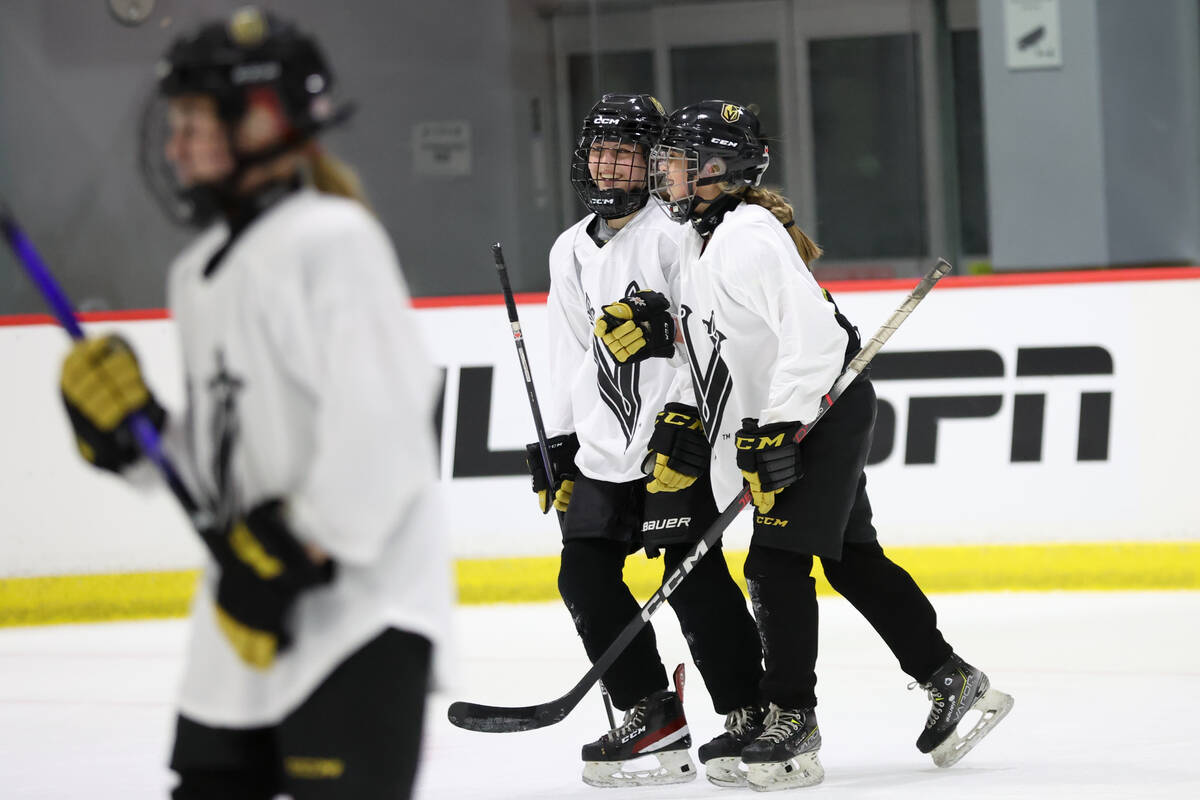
[
  {"xmin": 724, "ymin": 705, "xmax": 761, "ymax": 737},
  {"xmin": 908, "ymin": 680, "xmax": 945, "ymax": 728},
  {"xmin": 758, "ymin": 705, "xmax": 807, "ymax": 744},
  {"xmin": 609, "ymin": 701, "xmax": 648, "ymax": 741}
]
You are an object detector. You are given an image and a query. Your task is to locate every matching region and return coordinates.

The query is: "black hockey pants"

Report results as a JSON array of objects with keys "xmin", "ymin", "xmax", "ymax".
[
  {"xmin": 558, "ymin": 537, "xmax": 763, "ymax": 713},
  {"xmin": 744, "ymin": 540, "xmax": 952, "ymax": 709},
  {"xmin": 169, "ymin": 628, "xmax": 430, "ymax": 800}
]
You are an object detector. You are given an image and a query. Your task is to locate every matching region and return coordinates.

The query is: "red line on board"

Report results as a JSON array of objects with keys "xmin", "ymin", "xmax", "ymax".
[{"xmin": 3, "ymin": 267, "xmax": 1198, "ymax": 327}]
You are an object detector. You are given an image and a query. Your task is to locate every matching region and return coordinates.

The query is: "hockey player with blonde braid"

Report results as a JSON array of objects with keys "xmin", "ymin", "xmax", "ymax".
[
  {"xmin": 598, "ymin": 100, "xmax": 1013, "ymax": 791},
  {"xmin": 536, "ymin": 93, "xmax": 764, "ymax": 788},
  {"xmin": 58, "ymin": 8, "xmax": 450, "ymax": 799}
]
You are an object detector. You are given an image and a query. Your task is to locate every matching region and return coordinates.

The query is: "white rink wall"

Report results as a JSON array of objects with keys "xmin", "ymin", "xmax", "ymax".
[{"xmin": 2, "ymin": 271, "xmax": 1198, "ymax": 579}]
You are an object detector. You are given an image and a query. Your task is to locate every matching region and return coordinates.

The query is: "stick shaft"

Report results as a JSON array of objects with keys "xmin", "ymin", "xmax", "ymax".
[{"xmin": 492, "ymin": 243, "xmax": 555, "ymax": 492}]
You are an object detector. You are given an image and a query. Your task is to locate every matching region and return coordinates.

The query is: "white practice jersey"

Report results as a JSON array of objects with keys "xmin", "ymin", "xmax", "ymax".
[
  {"xmin": 676, "ymin": 202, "xmax": 849, "ymax": 506},
  {"xmin": 544, "ymin": 204, "xmax": 692, "ymax": 483},
  {"xmin": 162, "ymin": 188, "xmax": 453, "ymax": 728}
]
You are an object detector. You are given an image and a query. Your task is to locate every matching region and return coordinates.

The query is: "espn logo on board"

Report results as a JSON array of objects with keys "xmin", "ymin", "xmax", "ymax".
[{"xmin": 439, "ymin": 345, "xmax": 1114, "ymax": 478}]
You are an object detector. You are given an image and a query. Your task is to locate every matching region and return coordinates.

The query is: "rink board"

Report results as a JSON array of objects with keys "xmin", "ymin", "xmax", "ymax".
[{"xmin": 2, "ymin": 268, "xmax": 1199, "ymax": 624}]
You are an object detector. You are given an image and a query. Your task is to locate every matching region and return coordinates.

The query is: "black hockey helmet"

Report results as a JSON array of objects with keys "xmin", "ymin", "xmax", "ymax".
[
  {"xmin": 570, "ymin": 93, "xmax": 667, "ymax": 219},
  {"xmin": 649, "ymin": 100, "xmax": 770, "ymax": 223},
  {"xmin": 156, "ymin": 6, "xmax": 351, "ymax": 136},
  {"xmin": 141, "ymin": 6, "xmax": 353, "ymax": 224}
]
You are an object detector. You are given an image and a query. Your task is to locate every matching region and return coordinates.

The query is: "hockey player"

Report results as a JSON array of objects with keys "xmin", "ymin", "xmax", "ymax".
[
  {"xmin": 597, "ymin": 100, "xmax": 1013, "ymax": 791},
  {"xmin": 57, "ymin": 8, "xmax": 450, "ymax": 799},
  {"xmin": 529, "ymin": 93, "xmax": 765, "ymax": 788}
]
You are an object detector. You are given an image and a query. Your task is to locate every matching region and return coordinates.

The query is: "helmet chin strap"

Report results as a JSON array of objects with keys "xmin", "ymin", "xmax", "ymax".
[
  {"xmin": 183, "ymin": 128, "xmax": 311, "ymax": 226},
  {"xmin": 690, "ymin": 191, "xmax": 742, "ymax": 237}
]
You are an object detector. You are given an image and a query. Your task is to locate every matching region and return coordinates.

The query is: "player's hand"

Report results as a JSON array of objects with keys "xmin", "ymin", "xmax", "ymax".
[
  {"xmin": 525, "ymin": 434, "xmax": 580, "ymax": 514},
  {"xmin": 593, "ymin": 290, "xmax": 676, "ymax": 363},
  {"xmin": 211, "ymin": 499, "xmax": 336, "ymax": 670},
  {"xmin": 60, "ymin": 335, "xmax": 166, "ymax": 472},
  {"xmin": 735, "ymin": 418, "xmax": 803, "ymax": 513},
  {"xmin": 643, "ymin": 403, "xmax": 709, "ymax": 493}
]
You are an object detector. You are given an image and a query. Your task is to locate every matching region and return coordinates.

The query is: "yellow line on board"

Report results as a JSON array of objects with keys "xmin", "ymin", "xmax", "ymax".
[
  {"xmin": 1, "ymin": 541, "xmax": 1198, "ymax": 628},
  {"xmin": 0, "ymin": 570, "xmax": 199, "ymax": 627}
]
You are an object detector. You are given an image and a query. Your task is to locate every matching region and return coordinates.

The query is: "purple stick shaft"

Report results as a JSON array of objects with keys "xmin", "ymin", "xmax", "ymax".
[
  {"xmin": 2, "ymin": 217, "xmax": 85, "ymax": 340},
  {"xmin": 1, "ymin": 203, "xmax": 202, "ymax": 518}
]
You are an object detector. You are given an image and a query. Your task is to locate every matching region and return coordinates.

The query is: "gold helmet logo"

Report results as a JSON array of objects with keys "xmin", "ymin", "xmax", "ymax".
[
  {"xmin": 649, "ymin": 96, "xmax": 666, "ymax": 115},
  {"xmin": 721, "ymin": 104, "xmax": 743, "ymax": 123},
  {"xmin": 229, "ymin": 6, "xmax": 268, "ymax": 47}
]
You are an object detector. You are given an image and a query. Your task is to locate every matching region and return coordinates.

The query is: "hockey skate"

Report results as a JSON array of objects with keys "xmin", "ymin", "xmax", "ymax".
[
  {"xmin": 740, "ymin": 704, "xmax": 824, "ymax": 792},
  {"xmin": 697, "ymin": 704, "xmax": 767, "ymax": 787},
  {"xmin": 580, "ymin": 664, "xmax": 697, "ymax": 788},
  {"xmin": 912, "ymin": 653, "xmax": 1014, "ymax": 768}
]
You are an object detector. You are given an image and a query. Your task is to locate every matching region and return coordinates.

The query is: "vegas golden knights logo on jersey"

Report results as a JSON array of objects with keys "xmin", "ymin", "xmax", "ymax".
[
  {"xmin": 591, "ymin": 280, "xmax": 644, "ymax": 448},
  {"xmin": 679, "ymin": 305, "xmax": 732, "ymax": 446}
]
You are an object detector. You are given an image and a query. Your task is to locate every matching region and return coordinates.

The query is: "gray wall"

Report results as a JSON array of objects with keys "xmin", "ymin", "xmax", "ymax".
[
  {"xmin": 980, "ymin": 0, "xmax": 1200, "ymax": 270},
  {"xmin": 6, "ymin": 0, "xmax": 1200, "ymax": 313},
  {"xmin": 979, "ymin": 0, "xmax": 1109, "ymax": 269},
  {"xmin": 0, "ymin": 0, "xmax": 558, "ymax": 314},
  {"xmin": 1097, "ymin": 0, "xmax": 1200, "ymax": 265}
]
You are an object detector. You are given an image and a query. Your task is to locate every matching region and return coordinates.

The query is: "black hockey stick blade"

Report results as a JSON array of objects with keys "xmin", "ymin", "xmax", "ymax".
[{"xmin": 447, "ymin": 701, "xmax": 567, "ymax": 733}]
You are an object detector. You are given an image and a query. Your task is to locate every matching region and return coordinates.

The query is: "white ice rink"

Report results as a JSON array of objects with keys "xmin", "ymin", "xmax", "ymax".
[{"xmin": 2, "ymin": 591, "xmax": 1199, "ymax": 799}]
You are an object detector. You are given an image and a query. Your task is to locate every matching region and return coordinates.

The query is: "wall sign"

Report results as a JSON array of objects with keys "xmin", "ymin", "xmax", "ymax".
[
  {"xmin": 413, "ymin": 121, "xmax": 472, "ymax": 177},
  {"xmin": 1005, "ymin": 0, "xmax": 1063, "ymax": 71}
]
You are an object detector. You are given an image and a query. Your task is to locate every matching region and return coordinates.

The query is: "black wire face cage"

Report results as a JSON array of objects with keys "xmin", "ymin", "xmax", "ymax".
[
  {"xmin": 649, "ymin": 134, "xmax": 770, "ymax": 223},
  {"xmin": 570, "ymin": 134, "xmax": 653, "ymax": 219},
  {"xmin": 648, "ymin": 144, "xmax": 701, "ymax": 223},
  {"xmin": 140, "ymin": 91, "xmax": 203, "ymax": 226}
]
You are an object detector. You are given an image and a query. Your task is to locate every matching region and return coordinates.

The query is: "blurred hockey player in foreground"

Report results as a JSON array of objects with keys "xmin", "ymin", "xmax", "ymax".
[
  {"xmin": 530, "ymin": 93, "xmax": 765, "ymax": 788},
  {"xmin": 595, "ymin": 99, "xmax": 1013, "ymax": 791},
  {"xmin": 57, "ymin": 7, "xmax": 450, "ymax": 798}
]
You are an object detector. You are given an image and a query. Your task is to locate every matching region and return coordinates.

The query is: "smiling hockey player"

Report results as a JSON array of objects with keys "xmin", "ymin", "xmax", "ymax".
[{"xmin": 530, "ymin": 93, "xmax": 765, "ymax": 788}]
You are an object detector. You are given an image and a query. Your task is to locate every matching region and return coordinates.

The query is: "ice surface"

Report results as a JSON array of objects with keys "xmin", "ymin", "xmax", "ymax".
[{"xmin": 1, "ymin": 591, "xmax": 1198, "ymax": 798}]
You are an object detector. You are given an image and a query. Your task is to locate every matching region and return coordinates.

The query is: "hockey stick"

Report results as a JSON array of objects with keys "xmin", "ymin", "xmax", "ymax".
[
  {"xmin": 493, "ymin": 243, "xmax": 557, "ymax": 515},
  {"xmin": 447, "ymin": 258, "xmax": 954, "ymax": 733},
  {"xmin": 0, "ymin": 200, "xmax": 214, "ymax": 534},
  {"xmin": 493, "ymin": 242, "xmax": 616, "ymax": 727}
]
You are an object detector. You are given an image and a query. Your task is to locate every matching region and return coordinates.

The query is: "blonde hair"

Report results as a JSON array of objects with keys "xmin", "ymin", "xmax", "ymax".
[
  {"xmin": 728, "ymin": 185, "xmax": 822, "ymax": 264},
  {"xmin": 306, "ymin": 147, "xmax": 372, "ymax": 210}
]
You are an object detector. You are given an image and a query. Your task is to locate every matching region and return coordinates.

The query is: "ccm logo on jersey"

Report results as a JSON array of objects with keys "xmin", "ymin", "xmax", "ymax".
[
  {"xmin": 642, "ymin": 516, "xmax": 691, "ymax": 532},
  {"xmin": 593, "ymin": 115, "xmax": 621, "ymax": 125},
  {"xmin": 755, "ymin": 515, "xmax": 789, "ymax": 528}
]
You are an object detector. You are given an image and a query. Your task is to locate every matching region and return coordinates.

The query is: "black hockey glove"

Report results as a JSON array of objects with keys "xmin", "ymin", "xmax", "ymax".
[
  {"xmin": 60, "ymin": 335, "xmax": 167, "ymax": 472},
  {"xmin": 210, "ymin": 499, "xmax": 335, "ymax": 670},
  {"xmin": 643, "ymin": 403, "xmax": 710, "ymax": 494},
  {"xmin": 735, "ymin": 418, "xmax": 803, "ymax": 514},
  {"xmin": 525, "ymin": 433, "xmax": 580, "ymax": 514},
  {"xmin": 593, "ymin": 290, "xmax": 676, "ymax": 364}
]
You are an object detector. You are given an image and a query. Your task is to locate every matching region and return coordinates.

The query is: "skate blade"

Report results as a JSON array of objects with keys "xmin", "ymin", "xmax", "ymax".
[
  {"xmin": 746, "ymin": 752, "xmax": 824, "ymax": 792},
  {"xmin": 931, "ymin": 686, "xmax": 1014, "ymax": 768},
  {"xmin": 582, "ymin": 749, "xmax": 697, "ymax": 788},
  {"xmin": 703, "ymin": 756, "xmax": 749, "ymax": 788}
]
